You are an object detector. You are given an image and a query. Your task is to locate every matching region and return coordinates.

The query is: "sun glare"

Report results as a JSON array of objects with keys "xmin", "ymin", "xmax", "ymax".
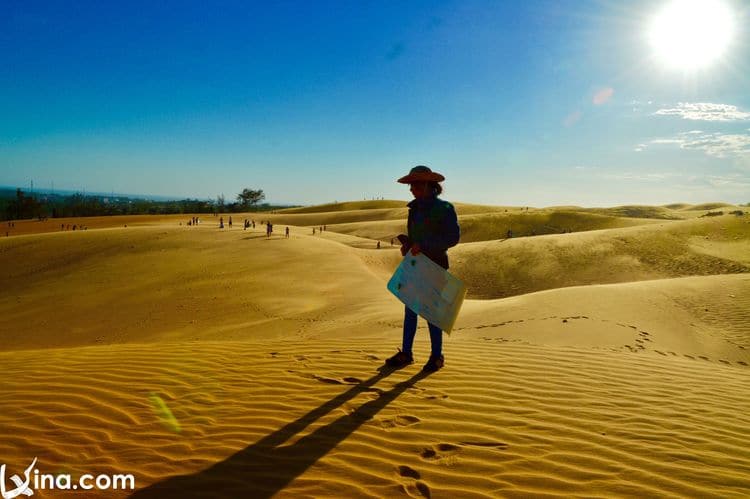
[{"xmin": 648, "ymin": 0, "xmax": 735, "ymax": 70}]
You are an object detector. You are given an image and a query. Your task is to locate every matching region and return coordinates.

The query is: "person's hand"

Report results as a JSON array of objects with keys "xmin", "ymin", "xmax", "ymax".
[{"xmin": 410, "ymin": 242, "xmax": 422, "ymax": 255}]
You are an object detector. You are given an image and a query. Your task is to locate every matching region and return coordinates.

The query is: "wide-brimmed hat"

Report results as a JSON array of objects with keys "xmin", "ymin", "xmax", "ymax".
[{"xmin": 397, "ymin": 165, "xmax": 445, "ymax": 184}]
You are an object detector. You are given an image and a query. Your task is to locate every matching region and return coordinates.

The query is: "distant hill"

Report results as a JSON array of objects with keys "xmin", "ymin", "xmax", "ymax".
[
  {"xmin": 690, "ymin": 202, "xmax": 736, "ymax": 211},
  {"xmin": 569, "ymin": 205, "xmax": 683, "ymax": 220},
  {"xmin": 278, "ymin": 200, "xmax": 407, "ymax": 213}
]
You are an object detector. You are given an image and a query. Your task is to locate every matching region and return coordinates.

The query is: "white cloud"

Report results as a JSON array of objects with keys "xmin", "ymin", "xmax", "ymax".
[
  {"xmin": 593, "ymin": 170, "xmax": 750, "ymax": 194},
  {"xmin": 601, "ymin": 172, "xmax": 683, "ymax": 182},
  {"xmin": 644, "ymin": 131, "xmax": 750, "ymax": 166},
  {"xmin": 676, "ymin": 173, "xmax": 750, "ymax": 190},
  {"xmin": 653, "ymin": 102, "xmax": 750, "ymax": 121}
]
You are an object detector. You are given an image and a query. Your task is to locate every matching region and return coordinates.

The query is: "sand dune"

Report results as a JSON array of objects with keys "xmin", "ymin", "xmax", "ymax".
[
  {"xmin": 323, "ymin": 210, "xmax": 665, "ymax": 246},
  {"xmin": 1, "ymin": 202, "xmax": 748, "ymax": 497},
  {"xmin": 451, "ymin": 214, "xmax": 749, "ymax": 298},
  {"xmin": 0, "ymin": 224, "xmax": 396, "ymax": 350},
  {"xmin": 2, "ymin": 336, "xmax": 748, "ymax": 497},
  {"xmin": 279, "ymin": 200, "xmax": 408, "ymax": 213}
]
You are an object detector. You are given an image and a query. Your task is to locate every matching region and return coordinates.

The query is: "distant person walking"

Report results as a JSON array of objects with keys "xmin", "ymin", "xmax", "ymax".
[
  {"xmin": 229, "ymin": 216, "xmax": 233, "ymax": 228},
  {"xmin": 285, "ymin": 226, "xmax": 290, "ymax": 238},
  {"xmin": 266, "ymin": 221, "xmax": 273, "ymax": 238},
  {"xmin": 386, "ymin": 165, "xmax": 460, "ymax": 373},
  {"xmin": 220, "ymin": 217, "xmax": 224, "ymax": 229}
]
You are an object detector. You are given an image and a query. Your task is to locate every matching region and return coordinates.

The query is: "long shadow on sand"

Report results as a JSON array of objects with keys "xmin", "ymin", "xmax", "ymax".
[{"xmin": 130, "ymin": 367, "xmax": 431, "ymax": 498}]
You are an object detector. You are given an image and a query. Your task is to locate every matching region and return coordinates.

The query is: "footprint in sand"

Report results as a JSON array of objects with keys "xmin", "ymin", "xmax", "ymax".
[
  {"xmin": 415, "ymin": 482, "xmax": 431, "ymax": 499},
  {"xmin": 309, "ymin": 375, "xmax": 367, "ymax": 385},
  {"xmin": 381, "ymin": 415, "xmax": 420, "ymax": 429},
  {"xmin": 460, "ymin": 441, "xmax": 509, "ymax": 450},
  {"xmin": 397, "ymin": 481, "xmax": 431, "ymax": 499},
  {"xmin": 395, "ymin": 466, "xmax": 431, "ymax": 499},
  {"xmin": 397, "ymin": 465, "xmax": 420, "ymax": 479},
  {"xmin": 316, "ymin": 376, "xmax": 343, "ymax": 385},
  {"xmin": 420, "ymin": 443, "xmax": 460, "ymax": 460}
]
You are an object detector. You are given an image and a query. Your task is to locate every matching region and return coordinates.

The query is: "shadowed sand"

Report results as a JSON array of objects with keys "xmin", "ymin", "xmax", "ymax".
[{"xmin": 0, "ymin": 201, "xmax": 748, "ymax": 498}]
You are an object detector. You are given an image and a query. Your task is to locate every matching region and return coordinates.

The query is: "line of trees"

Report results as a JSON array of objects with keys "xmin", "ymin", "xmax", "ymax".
[{"xmin": 0, "ymin": 187, "xmax": 292, "ymax": 221}]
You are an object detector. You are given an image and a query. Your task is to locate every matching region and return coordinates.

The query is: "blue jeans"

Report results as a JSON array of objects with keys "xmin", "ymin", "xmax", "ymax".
[{"xmin": 402, "ymin": 306, "xmax": 442, "ymax": 356}]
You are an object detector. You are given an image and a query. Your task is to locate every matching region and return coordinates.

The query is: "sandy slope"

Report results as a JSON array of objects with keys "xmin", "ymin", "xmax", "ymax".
[
  {"xmin": 2, "ymin": 336, "xmax": 748, "ymax": 499},
  {"xmin": 0, "ymin": 224, "xmax": 396, "ymax": 350},
  {"xmin": 1, "ymin": 205, "xmax": 749, "ymax": 498}
]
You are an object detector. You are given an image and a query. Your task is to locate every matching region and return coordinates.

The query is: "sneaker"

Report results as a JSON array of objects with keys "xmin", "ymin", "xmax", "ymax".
[
  {"xmin": 385, "ymin": 349, "xmax": 413, "ymax": 368},
  {"xmin": 422, "ymin": 354, "xmax": 444, "ymax": 372}
]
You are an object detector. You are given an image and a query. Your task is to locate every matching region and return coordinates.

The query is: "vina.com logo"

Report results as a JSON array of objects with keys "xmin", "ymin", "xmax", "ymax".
[
  {"xmin": 1, "ymin": 458, "xmax": 135, "ymax": 497},
  {"xmin": 1, "ymin": 458, "xmax": 35, "ymax": 499}
]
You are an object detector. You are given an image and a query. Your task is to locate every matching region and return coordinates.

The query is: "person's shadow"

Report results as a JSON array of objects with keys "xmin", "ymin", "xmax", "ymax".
[{"xmin": 130, "ymin": 367, "xmax": 431, "ymax": 498}]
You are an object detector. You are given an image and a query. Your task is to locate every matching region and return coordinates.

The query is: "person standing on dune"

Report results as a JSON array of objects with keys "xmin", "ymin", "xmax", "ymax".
[{"xmin": 386, "ymin": 165, "xmax": 460, "ymax": 372}]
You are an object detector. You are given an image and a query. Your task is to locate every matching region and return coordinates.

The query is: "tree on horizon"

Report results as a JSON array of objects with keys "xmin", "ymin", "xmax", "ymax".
[{"xmin": 237, "ymin": 188, "xmax": 265, "ymax": 210}]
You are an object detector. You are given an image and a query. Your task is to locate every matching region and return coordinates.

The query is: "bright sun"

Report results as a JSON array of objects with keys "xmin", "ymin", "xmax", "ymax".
[{"xmin": 648, "ymin": 0, "xmax": 735, "ymax": 70}]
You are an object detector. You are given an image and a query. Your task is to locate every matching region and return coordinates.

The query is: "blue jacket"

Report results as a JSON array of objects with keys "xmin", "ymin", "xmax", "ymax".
[{"xmin": 406, "ymin": 195, "xmax": 460, "ymax": 269}]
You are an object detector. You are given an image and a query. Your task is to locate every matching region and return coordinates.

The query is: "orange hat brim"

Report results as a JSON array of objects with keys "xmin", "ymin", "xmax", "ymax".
[{"xmin": 397, "ymin": 171, "xmax": 445, "ymax": 184}]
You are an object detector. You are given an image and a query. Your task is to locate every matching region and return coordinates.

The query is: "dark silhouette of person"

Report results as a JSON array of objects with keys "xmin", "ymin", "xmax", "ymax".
[{"xmin": 386, "ymin": 165, "xmax": 460, "ymax": 373}]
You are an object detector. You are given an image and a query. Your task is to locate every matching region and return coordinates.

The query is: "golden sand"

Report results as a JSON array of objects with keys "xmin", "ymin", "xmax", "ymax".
[{"xmin": 1, "ymin": 202, "xmax": 748, "ymax": 497}]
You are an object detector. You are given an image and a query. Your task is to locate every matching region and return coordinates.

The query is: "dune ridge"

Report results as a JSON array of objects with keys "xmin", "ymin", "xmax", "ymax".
[{"xmin": 1, "ymin": 202, "xmax": 748, "ymax": 497}]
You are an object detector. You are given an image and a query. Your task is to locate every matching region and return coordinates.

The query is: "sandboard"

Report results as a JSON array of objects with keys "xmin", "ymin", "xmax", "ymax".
[{"xmin": 387, "ymin": 253, "xmax": 467, "ymax": 334}]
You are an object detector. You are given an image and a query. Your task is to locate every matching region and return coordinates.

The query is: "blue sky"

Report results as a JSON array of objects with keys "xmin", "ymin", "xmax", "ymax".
[{"xmin": 1, "ymin": 0, "xmax": 749, "ymax": 206}]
